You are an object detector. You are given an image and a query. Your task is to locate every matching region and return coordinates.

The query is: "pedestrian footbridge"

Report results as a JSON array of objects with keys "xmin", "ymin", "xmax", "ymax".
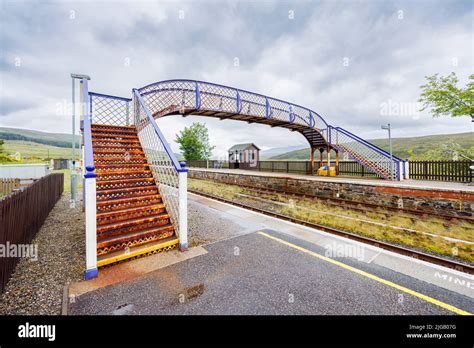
[{"xmin": 78, "ymin": 77, "xmax": 409, "ymax": 279}]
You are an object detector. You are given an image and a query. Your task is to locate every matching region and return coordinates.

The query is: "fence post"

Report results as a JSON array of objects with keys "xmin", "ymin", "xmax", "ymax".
[
  {"xmin": 84, "ymin": 172, "xmax": 97, "ymax": 280},
  {"xmin": 81, "ymin": 78, "xmax": 98, "ymax": 280},
  {"xmin": 178, "ymin": 162, "xmax": 188, "ymax": 251},
  {"xmin": 126, "ymin": 101, "xmax": 130, "ymax": 126}
]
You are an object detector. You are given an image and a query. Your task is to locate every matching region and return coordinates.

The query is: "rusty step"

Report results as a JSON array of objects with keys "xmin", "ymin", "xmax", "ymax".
[
  {"xmin": 92, "ymin": 138, "xmax": 140, "ymax": 144},
  {"xmin": 96, "ymin": 177, "xmax": 155, "ymax": 186},
  {"xmin": 92, "ymin": 123, "xmax": 135, "ymax": 130},
  {"xmin": 97, "ymin": 204, "xmax": 166, "ymax": 226},
  {"xmin": 95, "ymin": 163, "xmax": 149, "ymax": 169},
  {"xmin": 91, "ymin": 132, "xmax": 139, "ymax": 139},
  {"xmin": 96, "ymin": 188, "xmax": 159, "ymax": 201},
  {"xmin": 97, "ymin": 203, "xmax": 165, "ymax": 220},
  {"xmin": 96, "ymin": 171, "xmax": 154, "ymax": 181},
  {"xmin": 94, "ymin": 149, "xmax": 145, "ymax": 155},
  {"xmin": 91, "ymin": 126, "xmax": 137, "ymax": 133},
  {"xmin": 95, "ymin": 169, "xmax": 153, "ymax": 176},
  {"xmin": 97, "ymin": 185, "xmax": 158, "ymax": 197},
  {"xmin": 96, "ymin": 218, "xmax": 172, "ymax": 241},
  {"xmin": 97, "ymin": 224, "xmax": 175, "ymax": 250},
  {"xmin": 97, "ymin": 179, "xmax": 155, "ymax": 191},
  {"xmin": 93, "ymin": 144, "xmax": 143, "ymax": 150},
  {"xmin": 96, "ymin": 213, "xmax": 170, "ymax": 235},
  {"xmin": 97, "ymin": 194, "xmax": 163, "ymax": 213},
  {"xmin": 94, "ymin": 156, "xmax": 147, "ymax": 163},
  {"xmin": 96, "ymin": 235, "xmax": 178, "ymax": 267}
]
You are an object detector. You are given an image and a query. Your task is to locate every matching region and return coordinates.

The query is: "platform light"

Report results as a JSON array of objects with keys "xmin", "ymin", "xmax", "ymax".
[
  {"xmin": 381, "ymin": 123, "xmax": 394, "ymax": 180},
  {"xmin": 70, "ymin": 73, "xmax": 91, "ymax": 202}
]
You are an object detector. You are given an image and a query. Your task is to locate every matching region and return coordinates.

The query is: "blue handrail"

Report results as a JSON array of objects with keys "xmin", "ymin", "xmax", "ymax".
[
  {"xmin": 89, "ymin": 91, "xmax": 132, "ymax": 102},
  {"xmin": 334, "ymin": 127, "xmax": 403, "ymax": 162},
  {"xmin": 133, "ymin": 89, "xmax": 187, "ymax": 173}
]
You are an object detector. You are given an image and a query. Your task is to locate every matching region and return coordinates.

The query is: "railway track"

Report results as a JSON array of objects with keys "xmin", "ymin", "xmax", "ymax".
[
  {"xmin": 188, "ymin": 189, "xmax": 474, "ymax": 275},
  {"xmin": 190, "ymin": 179, "xmax": 474, "ymax": 223}
]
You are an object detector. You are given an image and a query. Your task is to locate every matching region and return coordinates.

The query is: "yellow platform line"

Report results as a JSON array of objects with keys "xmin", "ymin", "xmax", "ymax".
[
  {"xmin": 257, "ymin": 231, "xmax": 471, "ymax": 316},
  {"xmin": 97, "ymin": 238, "xmax": 179, "ymax": 267}
]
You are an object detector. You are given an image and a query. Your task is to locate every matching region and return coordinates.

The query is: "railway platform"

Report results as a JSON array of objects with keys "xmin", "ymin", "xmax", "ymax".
[
  {"xmin": 67, "ymin": 193, "xmax": 473, "ymax": 315},
  {"xmin": 189, "ymin": 167, "xmax": 474, "ymax": 193}
]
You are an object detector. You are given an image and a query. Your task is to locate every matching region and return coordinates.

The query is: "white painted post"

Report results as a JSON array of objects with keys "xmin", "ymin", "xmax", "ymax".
[
  {"xmin": 80, "ymin": 76, "xmax": 98, "ymax": 280},
  {"xmin": 84, "ymin": 176, "xmax": 98, "ymax": 279},
  {"xmin": 178, "ymin": 169, "xmax": 188, "ymax": 251},
  {"xmin": 81, "ymin": 145, "xmax": 85, "ymax": 209},
  {"xmin": 404, "ymin": 160, "xmax": 410, "ymax": 180}
]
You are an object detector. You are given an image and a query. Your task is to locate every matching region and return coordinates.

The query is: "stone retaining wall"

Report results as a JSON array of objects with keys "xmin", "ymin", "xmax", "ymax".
[{"xmin": 189, "ymin": 169, "xmax": 474, "ymax": 218}]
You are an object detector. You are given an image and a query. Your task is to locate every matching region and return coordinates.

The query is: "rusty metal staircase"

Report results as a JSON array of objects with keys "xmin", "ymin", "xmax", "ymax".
[{"xmin": 91, "ymin": 124, "xmax": 179, "ymax": 267}]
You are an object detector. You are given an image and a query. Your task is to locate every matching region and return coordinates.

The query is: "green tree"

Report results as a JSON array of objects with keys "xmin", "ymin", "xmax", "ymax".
[
  {"xmin": 175, "ymin": 122, "xmax": 215, "ymax": 161},
  {"xmin": 419, "ymin": 73, "xmax": 474, "ymax": 122},
  {"xmin": 418, "ymin": 140, "xmax": 473, "ymax": 161}
]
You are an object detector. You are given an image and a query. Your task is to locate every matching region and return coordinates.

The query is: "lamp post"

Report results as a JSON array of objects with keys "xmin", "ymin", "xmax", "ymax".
[
  {"xmin": 70, "ymin": 73, "xmax": 91, "ymax": 201},
  {"xmin": 381, "ymin": 123, "xmax": 393, "ymax": 180}
]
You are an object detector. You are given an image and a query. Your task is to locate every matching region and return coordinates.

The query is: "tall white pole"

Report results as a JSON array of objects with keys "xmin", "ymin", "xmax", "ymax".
[
  {"xmin": 71, "ymin": 78, "xmax": 77, "ymax": 201},
  {"xmin": 178, "ymin": 165, "xmax": 188, "ymax": 251},
  {"xmin": 388, "ymin": 124, "xmax": 393, "ymax": 180}
]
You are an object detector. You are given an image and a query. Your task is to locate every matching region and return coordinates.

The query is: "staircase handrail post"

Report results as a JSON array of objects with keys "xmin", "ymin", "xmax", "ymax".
[
  {"xmin": 81, "ymin": 78, "xmax": 98, "ymax": 280},
  {"xmin": 178, "ymin": 161, "xmax": 188, "ymax": 251}
]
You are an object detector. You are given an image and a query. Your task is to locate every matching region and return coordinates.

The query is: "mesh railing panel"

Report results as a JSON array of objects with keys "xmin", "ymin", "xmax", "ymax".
[
  {"xmin": 267, "ymin": 98, "xmax": 290, "ymax": 122},
  {"xmin": 133, "ymin": 92, "xmax": 181, "ymax": 237},
  {"xmin": 239, "ymin": 90, "xmax": 267, "ymax": 118},
  {"xmin": 90, "ymin": 93, "xmax": 131, "ymax": 126},
  {"xmin": 141, "ymin": 81, "xmax": 195, "ymax": 117},
  {"xmin": 329, "ymin": 127, "xmax": 398, "ymax": 180},
  {"xmin": 199, "ymin": 83, "xmax": 236, "ymax": 113}
]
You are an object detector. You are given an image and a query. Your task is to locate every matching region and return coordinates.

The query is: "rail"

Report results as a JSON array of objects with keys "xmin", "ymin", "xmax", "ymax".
[
  {"xmin": 328, "ymin": 126, "xmax": 404, "ymax": 180},
  {"xmin": 133, "ymin": 89, "xmax": 188, "ymax": 250}
]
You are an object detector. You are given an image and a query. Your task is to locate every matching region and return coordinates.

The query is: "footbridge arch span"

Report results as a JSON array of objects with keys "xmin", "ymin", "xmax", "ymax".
[{"xmin": 132, "ymin": 79, "xmax": 407, "ymax": 180}]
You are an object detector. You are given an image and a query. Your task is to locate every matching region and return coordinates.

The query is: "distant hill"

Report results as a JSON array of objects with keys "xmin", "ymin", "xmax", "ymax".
[
  {"xmin": 0, "ymin": 127, "xmax": 81, "ymax": 149},
  {"xmin": 270, "ymin": 132, "xmax": 473, "ymax": 160},
  {"xmin": 2, "ymin": 140, "xmax": 73, "ymax": 161},
  {"xmin": 260, "ymin": 145, "xmax": 307, "ymax": 159}
]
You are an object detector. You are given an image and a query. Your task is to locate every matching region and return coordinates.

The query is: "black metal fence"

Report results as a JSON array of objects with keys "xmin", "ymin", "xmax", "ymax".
[
  {"xmin": 409, "ymin": 160, "xmax": 472, "ymax": 182},
  {"xmin": 187, "ymin": 160, "xmax": 473, "ymax": 182},
  {"xmin": 0, "ymin": 173, "xmax": 64, "ymax": 293}
]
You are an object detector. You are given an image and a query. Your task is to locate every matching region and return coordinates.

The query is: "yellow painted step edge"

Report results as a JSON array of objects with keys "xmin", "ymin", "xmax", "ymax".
[{"xmin": 97, "ymin": 238, "xmax": 179, "ymax": 267}]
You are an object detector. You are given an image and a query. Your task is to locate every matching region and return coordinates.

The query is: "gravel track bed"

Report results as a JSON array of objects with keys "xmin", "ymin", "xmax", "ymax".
[
  {"xmin": 0, "ymin": 193, "xmax": 84, "ymax": 315},
  {"xmin": 0, "ymin": 194, "xmax": 247, "ymax": 315}
]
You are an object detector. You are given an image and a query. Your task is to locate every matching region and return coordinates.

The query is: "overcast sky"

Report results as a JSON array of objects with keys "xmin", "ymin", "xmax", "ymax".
[{"xmin": 0, "ymin": 0, "xmax": 472, "ymax": 158}]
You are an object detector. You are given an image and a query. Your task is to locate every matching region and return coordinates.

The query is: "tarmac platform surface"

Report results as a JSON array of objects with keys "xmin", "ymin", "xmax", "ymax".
[
  {"xmin": 68, "ymin": 194, "xmax": 474, "ymax": 315},
  {"xmin": 189, "ymin": 167, "xmax": 474, "ymax": 193}
]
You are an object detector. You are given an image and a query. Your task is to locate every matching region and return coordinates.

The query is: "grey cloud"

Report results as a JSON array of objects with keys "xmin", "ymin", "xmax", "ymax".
[{"xmin": 0, "ymin": 0, "xmax": 472, "ymax": 152}]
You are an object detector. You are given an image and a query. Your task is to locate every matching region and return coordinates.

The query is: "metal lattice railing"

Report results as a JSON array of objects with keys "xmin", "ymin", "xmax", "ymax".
[
  {"xmin": 329, "ymin": 126, "xmax": 402, "ymax": 180},
  {"xmin": 89, "ymin": 92, "xmax": 132, "ymax": 126},
  {"xmin": 133, "ymin": 89, "xmax": 187, "ymax": 242},
  {"xmin": 138, "ymin": 80, "xmax": 329, "ymax": 132}
]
